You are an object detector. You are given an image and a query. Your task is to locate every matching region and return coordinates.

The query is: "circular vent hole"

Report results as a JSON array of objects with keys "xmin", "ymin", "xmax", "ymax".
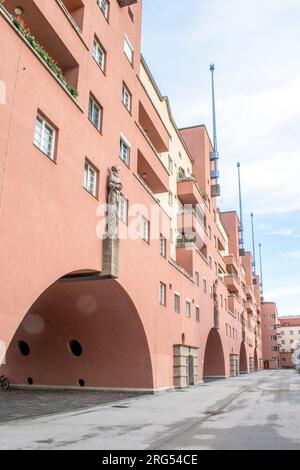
[
  {"xmin": 78, "ymin": 379, "xmax": 85, "ymax": 387},
  {"xmin": 18, "ymin": 340, "xmax": 30, "ymax": 356},
  {"xmin": 27, "ymin": 377, "xmax": 33, "ymax": 385},
  {"xmin": 69, "ymin": 340, "xmax": 83, "ymax": 357}
]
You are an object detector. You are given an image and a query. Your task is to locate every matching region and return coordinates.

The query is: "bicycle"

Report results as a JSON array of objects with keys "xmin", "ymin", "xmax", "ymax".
[{"xmin": 0, "ymin": 375, "xmax": 9, "ymax": 391}]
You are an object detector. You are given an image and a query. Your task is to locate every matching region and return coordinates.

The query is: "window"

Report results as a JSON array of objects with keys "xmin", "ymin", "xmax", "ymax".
[
  {"xmin": 168, "ymin": 191, "xmax": 173, "ymax": 207},
  {"xmin": 185, "ymin": 300, "xmax": 191, "ymax": 318},
  {"xmin": 209, "ymin": 285, "xmax": 213, "ymax": 298},
  {"xmin": 92, "ymin": 38, "xmax": 106, "ymax": 71},
  {"xmin": 196, "ymin": 306, "xmax": 200, "ymax": 322},
  {"xmin": 34, "ymin": 114, "xmax": 56, "ymax": 160},
  {"xmin": 215, "ymin": 262, "xmax": 218, "ymax": 276},
  {"xmin": 214, "ymin": 236, "xmax": 217, "ymax": 248},
  {"xmin": 88, "ymin": 95, "xmax": 102, "ymax": 131},
  {"xmin": 160, "ymin": 235, "xmax": 166, "ymax": 258},
  {"xmin": 142, "ymin": 216, "xmax": 150, "ymax": 243},
  {"xmin": 290, "ymin": 340, "xmax": 294, "ymax": 344},
  {"xmin": 120, "ymin": 135, "xmax": 130, "ymax": 166},
  {"xmin": 122, "ymin": 83, "xmax": 132, "ymax": 112},
  {"xmin": 118, "ymin": 195, "xmax": 128, "ymax": 224},
  {"xmin": 97, "ymin": 0, "xmax": 109, "ymax": 19},
  {"xmin": 209, "ymin": 256, "xmax": 212, "ymax": 269},
  {"xmin": 290, "ymin": 331, "xmax": 294, "ymax": 335},
  {"xmin": 203, "ymin": 278, "xmax": 207, "ymax": 294},
  {"xmin": 281, "ymin": 340, "xmax": 285, "ymax": 345},
  {"xmin": 124, "ymin": 35, "xmax": 134, "ymax": 64},
  {"xmin": 220, "ymin": 294, "xmax": 223, "ymax": 307},
  {"xmin": 159, "ymin": 282, "xmax": 166, "ymax": 306},
  {"xmin": 84, "ymin": 160, "xmax": 98, "ymax": 197},
  {"xmin": 168, "ymin": 156, "xmax": 173, "ymax": 174},
  {"xmin": 208, "ymin": 226, "xmax": 212, "ymax": 239},
  {"xmin": 174, "ymin": 293, "xmax": 180, "ymax": 314},
  {"xmin": 195, "ymin": 271, "xmax": 199, "ymax": 287}
]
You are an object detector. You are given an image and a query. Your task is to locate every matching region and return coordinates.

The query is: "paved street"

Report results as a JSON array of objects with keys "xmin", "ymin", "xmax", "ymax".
[{"xmin": 0, "ymin": 370, "xmax": 299, "ymax": 450}]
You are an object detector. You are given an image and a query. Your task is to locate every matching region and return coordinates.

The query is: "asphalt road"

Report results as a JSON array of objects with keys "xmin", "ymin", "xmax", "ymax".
[{"xmin": 0, "ymin": 369, "xmax": 299, "ymax": 450}]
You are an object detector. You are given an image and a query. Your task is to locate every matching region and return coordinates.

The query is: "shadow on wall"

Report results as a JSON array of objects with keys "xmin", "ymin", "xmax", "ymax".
[
  {"xmin": 203, "ymin": 328, "xmax": 226, "ymax": 380},
  {"xmin": 1, "ymin": 277, "xmax": 154, "ymax": 390}
]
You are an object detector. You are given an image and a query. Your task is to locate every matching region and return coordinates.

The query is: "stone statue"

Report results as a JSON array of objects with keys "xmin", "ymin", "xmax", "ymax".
[
  {"xmin": 213, "ymin": 279, "xmax": 219, "ymax": 329},
  {"xmin": 107, "ymin": 165, "xmax": 123, "ymax": 240}
]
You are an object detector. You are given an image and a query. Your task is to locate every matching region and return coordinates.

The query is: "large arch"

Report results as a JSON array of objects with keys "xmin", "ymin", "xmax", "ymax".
[
  {"xmin": 203, "ymin": 328, "xmax": 226, "ymax": 380},
  {"xmin": 1, "ymin": 276, "xmax": 154, "ymax": 390},
  {"xmin": 239, "ymin": 342, "xmax": 248, "ymax": 374}
]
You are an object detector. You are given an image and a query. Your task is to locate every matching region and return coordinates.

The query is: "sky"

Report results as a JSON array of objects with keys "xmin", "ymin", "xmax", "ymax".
[{"xmin": 141, "ymin": 0, "xmax": 300, "ymax": 317}]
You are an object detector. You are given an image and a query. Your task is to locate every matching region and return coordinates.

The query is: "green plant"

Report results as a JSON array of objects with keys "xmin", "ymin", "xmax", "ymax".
[{"xmin": 12, "ymin": 16, "xmax": 78, "ymax": 99}]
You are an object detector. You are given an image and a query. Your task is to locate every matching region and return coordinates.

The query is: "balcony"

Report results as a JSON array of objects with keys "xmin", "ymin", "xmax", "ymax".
[
  {"xmin": 135, "ymin": 117, "xmax": 169, "ymax": 193},
  {"xmin": 246, "ymin": 301, "xmax": 254, "ymax": 314},
  {"xmin": 177, "ymin": 178, "xmax": 207, "ymax": 208},
  {"xmin": 224, "ymin": 254, "xmax": 239, "ymax": 274},
  {"xmin": 177, "ymin": 209, "xmax": 206, "ymax": 245},
  {"xmin": 56, "ymin": 0, "xmax": 85, "ymax": 35},
  {"xmin": 3, "ymin": 1, "xmax": 79, "ymax": 98},
  {"xmin": 224, "ymin": 274, "xmax": 240, "ymax": 294},
  {"xmin": 138, "ymin": 100, "xmax": 169, "ymax": 154}
]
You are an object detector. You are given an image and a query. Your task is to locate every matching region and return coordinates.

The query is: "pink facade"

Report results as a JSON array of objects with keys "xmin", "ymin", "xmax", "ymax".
[
  {"xmin": 0, "ymin": 0, "xmax": 276, "ymax": 391},
  {"xmin": 261, "ymin": 303, "xmax": 280, "ymax": 369}
]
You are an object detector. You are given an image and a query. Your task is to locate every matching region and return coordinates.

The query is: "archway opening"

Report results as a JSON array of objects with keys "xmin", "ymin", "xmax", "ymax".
[
  {"xmin": 239, "ymin": 342, "xmax": 248, "ymax": 374},
  {"xmin": 203, "ymin": 329, "xmax": 226, "ymax": 381},
  {"xmin": 1, "ymin": 277, "xmax": 154, "ymax": 391}
]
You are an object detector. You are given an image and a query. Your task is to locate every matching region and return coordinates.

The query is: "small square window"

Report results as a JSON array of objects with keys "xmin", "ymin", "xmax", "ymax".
[
  {"xmin": 122, "ymin": 83, "xmax": 132, "ymax": 112},
  {"xmin": 118, "ymin": 195, "xmax": 128, "ymax": 225},
  {"xmin": 93, "ymin": 38, "xmax": 106, "ymax": 71},
  {"xmin": 160, "ymin": 235, "xmax": 166, "ymax": 258},
  {"xmin": 124, "ymin": 35, "xmax": 134, "ymax": 64},
  {"xmin": 34, "ymin": 113, "xmax": 56, "ymax": 160},
  {"xmin": 120, "ymin": 135, "xmax": 130, "ymax": 166},
  {"xmin": 196, "ymin": 306, "xmax": 200, "ymax": 322},
  {"xmin": 97, "ymin": 0, "xmax": 109, "ymax": 19},
  {"xmin": 142, "ymin": 216, "xmax": 150, "ymax": 243},
  {"xmin": 174, "ymin": 293, "xmax": 180, "ymax": 314},
  {"xmin": 84, "ymin": 160, "xmax": 98, "ymax": 197},
  {"xmin": 88, "ymin": 95, "xmax": 102, "ymax": 131},
  {"xmin": 185, "ymin": 300, "xmax": 191, "ymax": 318},
  {"xmin": 160, "ymin": 282, "xmax": 166, "ymax": 306}
]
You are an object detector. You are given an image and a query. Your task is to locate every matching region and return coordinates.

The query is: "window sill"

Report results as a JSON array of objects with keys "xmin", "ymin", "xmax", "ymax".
[
  {"xmin": 33, "ymin": 144, "xmax": 57, "ymax": 163},
  {"xmin": 83, "ymin": 186, "xmax": 99, "ymax": 200}
]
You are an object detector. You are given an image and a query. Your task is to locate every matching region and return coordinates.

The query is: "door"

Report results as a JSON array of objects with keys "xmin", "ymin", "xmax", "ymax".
[{"xmin": 188, "ymin": 355, "xmax": 195, "ymax": 386}]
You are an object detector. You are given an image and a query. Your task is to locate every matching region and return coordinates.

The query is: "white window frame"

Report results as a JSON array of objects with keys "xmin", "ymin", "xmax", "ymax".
[
  {"xmin": 118, "ymin": 194, "xmax": 128, "ymax": 225},
  {"xmin": 120, "ymin": 134, "xmax": 131, "ymax": 166},
  {"xmin": 34, "ymin": 114, "xmax": 56, "ymax": 160},
  {"xmin": 174, "ymin": 292, "xmax": 180, "ymax": 314},
  {"xmin": 159, "ymin": 282, "xmax": 166, "ymax": 307},
  {"xmin": 168, "ymin": 156, "xmax": 173, "ymax": 174},
  {"xmin": 84, "ymin": 160, "xmax": 98, "ymax": 197},
  {"xmin": 97, "ymin": 0, "xmax": 109, "ymax": 19},
  {"xmin": 142, "ymin": 216, "xmax": 150, "ymax": 243},
  {"xmin": 168, "ymin": 191, "xmax": 173, "ymax": 207},
  {"xmin": 122, "ymin": 83, "xmax": 132, "ymax": 112},
  {"xmin": 160, "ymin": 235, "xmax": 166, "ymax": 258},
  {"xmin": 92, "ymin": 38, "xmax": 105, "ymax": 71},
  {"xmin": 203, "ymin": 278, "xmax": 207, "ymax": 294},
  {"xmin": 185, "ymin": 300, "xmax": 191, "ymax": 318},
  {"xmin": 88, "ymin": 95, "xmax": 101, "ymax": 131},
  {"xmin": 124, "ymin": 35, "xmax": 134, "ymax": 64},
  {"xmin": 195, "ymin": 271, "xmax": 199, "ymax": 287}
]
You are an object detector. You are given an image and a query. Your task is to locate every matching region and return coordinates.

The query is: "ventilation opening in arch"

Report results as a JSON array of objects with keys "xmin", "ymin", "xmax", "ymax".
[
  {"xmin": 27, "ymin": 377, "xmax": 33, "ymax": 385},
  {"xmin": 68, "ymin": 340, "xmax": 82, "ymax": 357},
  {"xmin": 78, "ymin": 379, "xmax": 85, "ymax": 387},
  {"xmin": 18, "ymin": 340, "xmax": 30, "ymax": 356}
]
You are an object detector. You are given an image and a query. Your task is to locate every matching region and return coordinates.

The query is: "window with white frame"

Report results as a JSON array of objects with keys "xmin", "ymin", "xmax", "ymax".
[
  {"xmin": 203, "ymin": 278, "xmax": 207, "ymax": 293},
  {"xmin": 34, "ymin": 114, "xmax": 56, "ymax": 160},
  {"xmin": 120, "ymin": 135, "xmax": 130, "ymax": 165},
  {"xmin": 196, "ymin": 306, "xmax": 200, "ymax": 322},
  {"xmin": 142, "ymin": 216, "xmax": 150, "ymax": 243},
  {"xmin": 174, "ymin": 293, "xmax": 180, "ymax": 314},
  {"xmin": 124, "ymin": 35, "xmax": 134, "ymax": 64},
  {"xmin": 159, "ymin": 282, "xmax": 166, "ymax": 306},
  {"xmin": 160, "ymin": 235, "xmax": 166, "ymax": 258},
  {"xmin": 97, "ymin": 0, "xmax": 109, "ymax": 19},
  {"xmin": 92, "ymin": 38, "xmax": 106, "ymax": 71},
  {"xmin": 122, "ymin": 83, "xmax": 132, "ymax": 112},
  {"xmin": 168, "ymin": 191, "xmax": 173, "ymax": 207},
  {"xmin": 118, "ymin": 195, "xmax": 128, "ymax": 224},
  {"xmin": 88, "ymin": 95, "xmax": 102, "ymax": 131},
  {"xmin": 195, "ymin": 271, "xmax": 199, "ymax": 287},
  {"xmin": 84, "ymin": 160, "xmax": 98, "ymax": 197},
  {"xmin": 185, "ymin": 300, "xmax": 191, "ymax": 318}
]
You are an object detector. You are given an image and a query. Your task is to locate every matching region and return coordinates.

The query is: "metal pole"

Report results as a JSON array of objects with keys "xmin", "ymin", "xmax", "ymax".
[
  {"xmin": 237, "ymin": 162, "xmax": 244, "ymax": 255},
  {"xmin": 251, "ymin": 213, "xmax": 257, "ymax": 277},
  {"xmin": 259, "ymin": 243, "xmax": 264, "ymax": 300}
]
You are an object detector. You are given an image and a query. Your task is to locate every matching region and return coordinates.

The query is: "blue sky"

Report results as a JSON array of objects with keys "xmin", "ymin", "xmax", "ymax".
[{"xmin": 141, "ymin": 0, "xmax": 300, "ymax": 317}]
